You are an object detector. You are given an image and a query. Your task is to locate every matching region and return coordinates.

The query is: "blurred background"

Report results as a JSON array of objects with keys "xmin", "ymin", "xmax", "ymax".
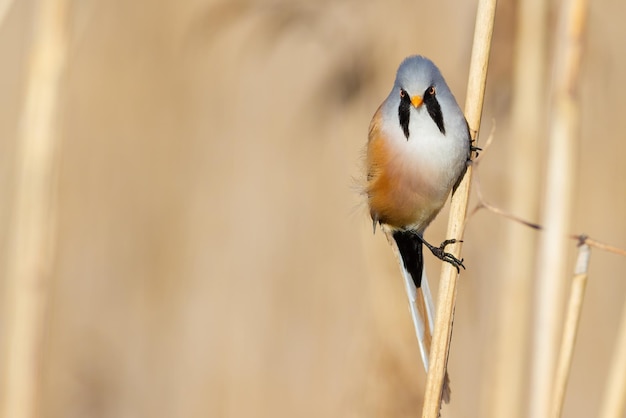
[{"xmin": 1, "ymin": 0, "xmax": 625, "ymax": 417}]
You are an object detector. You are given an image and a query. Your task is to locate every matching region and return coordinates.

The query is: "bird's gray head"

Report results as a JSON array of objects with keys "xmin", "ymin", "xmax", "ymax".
[
  {"xmin": 394, "ymin": 55, "xmax": 446, "ymax": 96},
  {"xmin": 388, "ymin": 55, "xmax": 455, "ymax": 139}
]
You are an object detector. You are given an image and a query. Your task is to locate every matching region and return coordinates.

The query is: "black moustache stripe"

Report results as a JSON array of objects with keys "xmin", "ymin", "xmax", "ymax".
[
  {"xmin": 398, "ymin": 86, "xmax": 446, "ymax": 139},
  {"xmin": 398, "ymin": 89, "xmax": 411, "ymax": 139},
  {"xmin": 424, "ymin": 89, "xmax": 446, "ymax": 135}
]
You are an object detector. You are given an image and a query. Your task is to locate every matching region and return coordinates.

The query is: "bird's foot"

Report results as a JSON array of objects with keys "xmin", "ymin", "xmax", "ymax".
[{"xmin": 423, "ymin": 238, "xmax": 466, "ymax": 273}]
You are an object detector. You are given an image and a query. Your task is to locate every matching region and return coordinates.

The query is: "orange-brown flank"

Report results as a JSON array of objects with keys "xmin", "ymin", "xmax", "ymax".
[{"xmin": 366, "ymin": 109, "xmax": 445, "ymax": 231}]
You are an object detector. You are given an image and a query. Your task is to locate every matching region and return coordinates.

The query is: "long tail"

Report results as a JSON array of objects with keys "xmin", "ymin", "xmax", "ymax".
[{"xmin": 389, "ymin": 229, "xmax": 451, "ymax": 404}]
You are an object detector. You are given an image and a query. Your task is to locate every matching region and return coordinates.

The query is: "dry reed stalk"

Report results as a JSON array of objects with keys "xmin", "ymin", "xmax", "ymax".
[
  {"xmin": 599, "ymin": 295, "xmax": 626, "ymax": 418},
  {"xmin": 420, "ymin": 0, "xmax": 497, "ymax": 415},
  {"xmin": 529, "ymin": 0, "xmax": 588, "ymax": 415},
  {"xmin": 0, "ymin": 0, "xmax": 15, "ymax": 28},
  {"xmin": 549, "ymin": 243, "xmax": 591, "ymax": 418},
  {"xmin": 488, "ymin": 0, "xmax": 547, "ymax": 415},
  {"xmin": 2, "ymin": 1, "xmax": 68, "ymax": 417}
]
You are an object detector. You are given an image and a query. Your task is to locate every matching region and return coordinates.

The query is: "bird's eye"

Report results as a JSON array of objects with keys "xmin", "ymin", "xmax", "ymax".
[
  {"xmin": 428, "ymin": 86, "xmax": 436, "ymax": 96},
  {"xmin": 400, "ymin": 89, "xmax": 406, "ymax": 98}
]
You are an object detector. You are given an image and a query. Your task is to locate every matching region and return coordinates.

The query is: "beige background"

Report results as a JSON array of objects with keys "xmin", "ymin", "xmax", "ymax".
[{"xmin": 1, "ymin": 0, "xmax": 625, "ymax": 417}]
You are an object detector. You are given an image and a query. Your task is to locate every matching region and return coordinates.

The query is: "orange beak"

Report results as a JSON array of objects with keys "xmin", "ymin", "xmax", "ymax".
[{"xmin": 411, "ymin": 95, "xmax": 423, "ymax": 108}]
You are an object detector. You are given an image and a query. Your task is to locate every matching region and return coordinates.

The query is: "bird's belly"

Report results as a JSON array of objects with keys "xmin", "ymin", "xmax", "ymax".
[
  {"xmin": 368, "ymin": 160, "xmax": 450, "ymax": 230},
  {"xmin": 366, "ymin": 118, "xmax": 464, "ymax": 231}
]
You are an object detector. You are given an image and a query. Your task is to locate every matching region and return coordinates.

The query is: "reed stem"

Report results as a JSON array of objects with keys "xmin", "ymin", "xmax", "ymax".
[{"xmin": 421, "ymin": 0, "xmax": 497, "ymax": 415}]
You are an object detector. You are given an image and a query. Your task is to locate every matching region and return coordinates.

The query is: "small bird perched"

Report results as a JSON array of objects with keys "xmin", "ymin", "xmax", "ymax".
[{"xmin": 366, "ymin": 55, "xmax": 473, "ymax": 403}]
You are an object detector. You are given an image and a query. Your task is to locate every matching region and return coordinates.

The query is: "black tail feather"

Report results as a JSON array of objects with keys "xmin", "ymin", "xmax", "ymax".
[{"xmin": 392, "ymin": 230, "xmax": 424, "ymax": 288}]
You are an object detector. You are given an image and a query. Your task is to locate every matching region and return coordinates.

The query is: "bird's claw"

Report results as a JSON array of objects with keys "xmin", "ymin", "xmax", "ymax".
[{"xmin": 429, "ymin": 239, "xmax": 466, "ymax": 273}]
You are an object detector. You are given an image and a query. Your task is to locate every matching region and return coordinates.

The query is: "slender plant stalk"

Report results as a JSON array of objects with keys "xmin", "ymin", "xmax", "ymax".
[
  {"xmin": 420, "ymin": 0, "xmax": 497, "ymax": 415},
  {"xmin": 529, "ymin": 0, "xmax": 588, "ymax": 415},
  {"xmin": 2, "ymin": 1, "xmax": 68, "ymax": 417},
  {"xmin": 599, "ymin": 295, "xmax": 626, "ymax": 418},
  {"xmin": 488, "ymin": 0, "xmax": 547, "ymax": 415},
  {"xmin": 0, "ymin": 0, "xmax": 15, "ymax": 28},
  {"xmin": 549, "ymin": 243, "xmax": 591, "ymax": 418}
]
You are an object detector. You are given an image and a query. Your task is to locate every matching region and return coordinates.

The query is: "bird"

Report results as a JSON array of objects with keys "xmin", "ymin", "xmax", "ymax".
[{"xmin": 366, "ymin": 55, "xmax": 474, "ymax": 403}]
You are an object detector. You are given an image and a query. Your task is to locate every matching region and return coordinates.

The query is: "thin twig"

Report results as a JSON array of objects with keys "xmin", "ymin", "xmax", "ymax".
[
  {"xmin": 470, "ymin": 172, "xmax": 626, "ymax": 258},
  {"xmin": 468, "ymin": 172, "xmax": 541, "ymax": 231},
  {"xmin": 421, "ymin": 0, "xmax": 497, "ymax": 415},
  {"xmin": 550, "ymin": 243, "xmax": 591, "ymax": 418},
  {"xmin": 581, "ymin": 237, "xmax": 626, "ymax": 258}
]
